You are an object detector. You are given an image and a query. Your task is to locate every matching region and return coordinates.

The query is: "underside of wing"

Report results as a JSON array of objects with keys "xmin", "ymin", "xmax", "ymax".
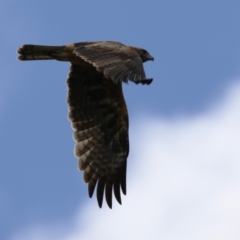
[
  {"xmin": 72, "ymin": 41, "xmax": 147, "ymax": 84},
  {"xmin": 67, "ymin": 64, "xmax": 129, "ymax": 208}
]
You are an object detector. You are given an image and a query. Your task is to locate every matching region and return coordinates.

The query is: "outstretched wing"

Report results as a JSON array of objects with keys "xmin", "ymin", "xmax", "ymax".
[
  {"xmin": 67, "ymin": 64, "xmax": 129, "ymax": 208},
  {"xmin": 73, "ymin": 41, "xmax": 147, "ymax": 84}
]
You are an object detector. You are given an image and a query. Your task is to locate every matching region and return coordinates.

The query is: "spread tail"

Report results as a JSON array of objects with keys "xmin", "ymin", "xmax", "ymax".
[{"xmin": 17, "ymin": 44, "xmax": 71, "ymax": 61}]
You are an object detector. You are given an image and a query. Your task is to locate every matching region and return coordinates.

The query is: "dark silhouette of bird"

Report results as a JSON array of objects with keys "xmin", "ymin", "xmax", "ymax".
[{"xmin": 17, "ymin": 41, "xmax": 154, "ymax": 208}]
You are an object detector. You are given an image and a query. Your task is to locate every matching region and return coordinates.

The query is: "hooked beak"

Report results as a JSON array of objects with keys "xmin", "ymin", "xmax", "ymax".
[
  {"xmin": 147, "ymin": 53, "xmax": 154, "ymax": 61},
  {"xmin": 149, "ymin": 56, "xmax": 154, "ymax": 61}
]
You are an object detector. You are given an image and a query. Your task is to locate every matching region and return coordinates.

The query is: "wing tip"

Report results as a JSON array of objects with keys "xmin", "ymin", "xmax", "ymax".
[
  {"xmin": 88, "ymin": 176, "xmax": 126, "ymax": 209},
  {"xmin": 134, "ymin": 78, "xmax": 153, "ymax": 85}
]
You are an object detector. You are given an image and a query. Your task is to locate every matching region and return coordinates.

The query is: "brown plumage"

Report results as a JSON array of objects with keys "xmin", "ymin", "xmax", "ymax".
[{"xmin": 17, "ymin": 41, "xmax": 154, "ymax": 208}]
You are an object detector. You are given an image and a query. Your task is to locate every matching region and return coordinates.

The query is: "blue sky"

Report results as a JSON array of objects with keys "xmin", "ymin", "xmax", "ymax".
[{"xmin": 1, "ymin": 1, "xmax": 240, "ymax": 239}]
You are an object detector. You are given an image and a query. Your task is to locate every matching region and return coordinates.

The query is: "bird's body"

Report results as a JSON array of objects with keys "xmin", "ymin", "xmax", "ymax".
[{"xmin": 17, "ymin": 41, "xmax": 153, "ymax": 208}]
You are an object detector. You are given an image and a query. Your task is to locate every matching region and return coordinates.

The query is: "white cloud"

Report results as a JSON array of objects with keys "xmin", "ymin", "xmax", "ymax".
[{"xmin": 11, "ymin": 81, "xmax": 240, "ymax": 240}]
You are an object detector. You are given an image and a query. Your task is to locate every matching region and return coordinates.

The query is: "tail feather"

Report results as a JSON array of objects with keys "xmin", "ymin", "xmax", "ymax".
[{"xmin": 17, "ymin": 44, "xmax": 69, "ymax": 61}]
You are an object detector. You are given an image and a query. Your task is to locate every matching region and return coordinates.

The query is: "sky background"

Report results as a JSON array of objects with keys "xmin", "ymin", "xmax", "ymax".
[{"xmin": 1, "ymin": 0, "xmax": 240, "ymax": 239}]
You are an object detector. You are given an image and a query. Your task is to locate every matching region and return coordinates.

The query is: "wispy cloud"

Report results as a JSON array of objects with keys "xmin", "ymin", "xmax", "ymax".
[{"xmin": 11, "ymin": 81, "xmax": 240, "ymax": 240}]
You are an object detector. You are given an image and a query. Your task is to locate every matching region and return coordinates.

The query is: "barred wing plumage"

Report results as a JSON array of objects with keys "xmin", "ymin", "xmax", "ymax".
[
  {"xmin": 67, "ymin": 64, "xmax": 129, "ymax": 208},
  {"xmin": 73, "ymin": 41, "xmax": 147, "ymax": 84}
]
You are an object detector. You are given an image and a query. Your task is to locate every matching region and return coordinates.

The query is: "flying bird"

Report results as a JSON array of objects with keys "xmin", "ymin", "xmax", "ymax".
[{"xmin": 17, "ymin": 41, "xmax": 154, "ymax": 208}]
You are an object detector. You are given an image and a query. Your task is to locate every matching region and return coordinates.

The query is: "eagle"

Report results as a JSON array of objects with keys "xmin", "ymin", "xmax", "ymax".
[{"xmin": 17, "ymin": 41, "xmax": 154, "ymax": 208}]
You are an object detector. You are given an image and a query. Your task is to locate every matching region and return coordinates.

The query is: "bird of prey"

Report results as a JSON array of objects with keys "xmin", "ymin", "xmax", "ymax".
[{"xmin": 17, "ymin": 41, "xmax": 154, "ymax": 208}]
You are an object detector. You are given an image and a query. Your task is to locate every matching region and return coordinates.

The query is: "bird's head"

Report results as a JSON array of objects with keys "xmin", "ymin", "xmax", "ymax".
[{"xmin": 129, "ymin": 46, "xmax": 154, "ymax": 63}]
